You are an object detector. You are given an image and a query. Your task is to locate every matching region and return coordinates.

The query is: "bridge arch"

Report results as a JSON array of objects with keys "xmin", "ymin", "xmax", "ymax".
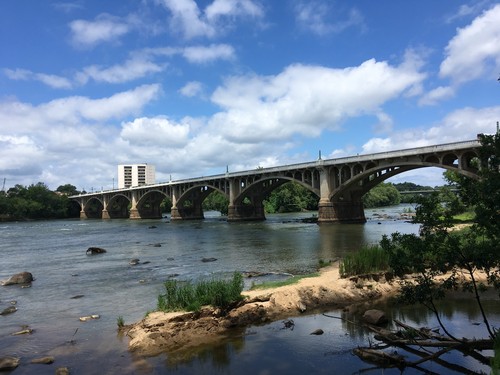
[
  {"xmin": 171, "ymin": 183, "xmax": 229, "ymax": 220},
  {"xmin": 133, "ymin": 189, "xmax": 169, "ymax": 219},
  {"xmin": 228, "ymin": 174, "xmax": 320, "ymax": 221},
  {"xmin": 104, "ymin": 193, "xmax": 130, "ymax": 219},
  {"xmin": 81, "ymin": 196, "xmax": 104, "ymax": 219}
]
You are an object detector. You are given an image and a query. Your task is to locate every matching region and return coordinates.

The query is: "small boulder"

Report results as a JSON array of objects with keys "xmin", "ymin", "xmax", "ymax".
[
  {"xmin": 129, "ymin": 259, "xmax": 140, "ymax": 266},
  {"xmin": 31, "ymin": 356, "xmax": 55, "ymax": 364},
  {"xmin": 56, "ymin": 367, "xmax": 70, "ymax": 375},
  {"xmin": 201, "ymin": 257, "xmax": 217, "ymax": 263},
  {"xmin": 362, "ymin": 309, "xmax": 388, "ymax": 326},
  {"xmin": 310, "ymin": 329, "xmax": 324, "ymax": 335},
  {"xmin": 0, "ymin": 306, "xmax": 17, "ymax": 315},
  {"xmin": 86, "ymin": 247, "xmax": 106, "ymax": 255},
  {"xmin": 0, "ymin": 356, "xmax": 20, "ymax": 371},
  {"xmin": 1, "ymin": 271, "xmax": 34, "ymax": 286}
]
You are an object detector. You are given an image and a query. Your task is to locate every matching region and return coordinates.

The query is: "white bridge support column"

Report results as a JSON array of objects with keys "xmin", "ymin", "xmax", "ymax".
[
  {"xmin": 317, "ymin": 167, "xmax": 366, "ymax": 223},
  {"xmin": 101, "ymin": 195, "xmax": 110, "ymax": 219},
  {"xmin": 170, "ymin": 186, "xmax": 180, "ymax": 220},
  {"xmin": 227, "ymin": 178, "xmax": 265, "ymax": 221},
  {"xmin": 129, "ymin": 191, "xmax": 140, "ymax": 219},
  {"xmin": 79, "ymin": 200, "xmax": 87, "ymax": 219}
]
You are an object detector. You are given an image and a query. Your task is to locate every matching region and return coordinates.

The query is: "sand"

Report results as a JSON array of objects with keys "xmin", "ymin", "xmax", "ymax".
[{"xmin": 125, "ymin": 263, "xmax": 400, "ymax": 357}]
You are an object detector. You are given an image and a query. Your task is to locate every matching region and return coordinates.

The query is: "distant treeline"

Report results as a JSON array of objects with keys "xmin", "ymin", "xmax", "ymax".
[{"xmin": 0, "ymin": 183, "xmax": 80, "ymax": 221}]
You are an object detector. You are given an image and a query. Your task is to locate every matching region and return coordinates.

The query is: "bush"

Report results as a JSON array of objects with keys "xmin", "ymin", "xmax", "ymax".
[
  {"xmin": 339, "ymin": 245, "xmax": 390, "ymax": 278},
  {"xmin": 157, "ymin": 272, "xmax": 244, "ymax": 312}
]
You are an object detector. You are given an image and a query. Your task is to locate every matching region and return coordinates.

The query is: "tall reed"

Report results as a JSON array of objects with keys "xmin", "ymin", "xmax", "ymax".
[
  {"xmin": 157, "ymin": 272, "xmax": 244, "ymax": 312},
  {"xmin": 339, "ymin": 245, "xmax": 390, "ymax": 278}
]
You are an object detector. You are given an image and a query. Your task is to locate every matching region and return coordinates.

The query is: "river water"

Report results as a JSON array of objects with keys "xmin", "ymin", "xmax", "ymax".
[{"xmin": 0, "ymin": 205, "xmax": 497, "ymax": 374}]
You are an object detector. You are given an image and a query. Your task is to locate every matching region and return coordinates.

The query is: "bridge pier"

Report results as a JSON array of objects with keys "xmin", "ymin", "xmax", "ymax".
[
  {"xmin": 227, "ymin": 203, "xmax": 265, "ymax": 222},
  {"xmin": 170, "ymin": 206, "xmax": 204, "ymax": 220},
  {"xmin": 79, "ymin": 210, "xmax": 88, "ymax": 219},
  {"xmin": 317, "ymin": 201, "xmax": 366, "ymax": 223}
]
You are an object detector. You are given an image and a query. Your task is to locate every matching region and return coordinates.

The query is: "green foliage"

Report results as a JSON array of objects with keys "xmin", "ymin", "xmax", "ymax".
[
  {"xmin": 379, "ymin": 132, "xmax": 500, "ymax": 341},
  {"xmin": 116, "ymin": 316, "xmax": 125, "ymax": 328},
  {"xmin": 202, "ymin": 191, "xmax": 229, "ymax": 215},
  {"xmin": 157, "ymin": 272, "xmax": 244, "ymax": 312},
  {"xmin": 263, "ymin": 182, "xmax": 318, "ymax": 214},
  {"xmin": 0, "ymin": 182, "xmax": 78, "ymax": 221},
  {"xmin": 363, "ymin": 183, "xmax": 401, "ymax": 208},
  {"xmin": 56, "ymin": 184, "xmax": 79, "ymax": 195},
  {"xmin": 493, "ymin": 334, "xmax": 500, "ymax": 375},
  {"xmin": 339, "ymin": 245, "xmax": 390, "ymax": 278}
]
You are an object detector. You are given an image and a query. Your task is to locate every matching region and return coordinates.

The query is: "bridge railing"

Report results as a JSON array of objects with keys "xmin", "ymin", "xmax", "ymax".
[{"xmin": 70, "ymin": 139, "xmax": 480, "ymax": 199}]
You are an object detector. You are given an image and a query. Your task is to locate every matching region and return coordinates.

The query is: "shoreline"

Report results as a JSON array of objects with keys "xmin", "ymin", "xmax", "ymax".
[{"xmin": 125, "ymin": 262, "xmax": 400, "ymax": 357}]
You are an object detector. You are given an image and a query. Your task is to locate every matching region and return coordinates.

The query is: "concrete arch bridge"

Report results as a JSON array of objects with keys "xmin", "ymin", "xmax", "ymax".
[{"xmin": 70, "ymin": 139, "xmax": 481, "ymax": 223}]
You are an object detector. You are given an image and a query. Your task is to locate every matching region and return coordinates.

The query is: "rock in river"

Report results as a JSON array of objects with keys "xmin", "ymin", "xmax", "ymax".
[
  {"xmin": 86, "ymin": 247, "xmax": 107, "ymax": 255},
  {"xmin": 0, "ymin": 356, "xmax": 20, "ymax": 371},
  {"xmin": 0, "ymin": 306, "xmax": 17, "ymax": 315},
  {"xmin": 1, "ymin": 271, "xmax": 34, "ymax": 286}
]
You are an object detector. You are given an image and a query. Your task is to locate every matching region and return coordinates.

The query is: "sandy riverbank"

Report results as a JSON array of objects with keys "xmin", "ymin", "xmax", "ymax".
[{"xmin": 125, "ymin": 263, "xmax": 400, "ymax": 357}]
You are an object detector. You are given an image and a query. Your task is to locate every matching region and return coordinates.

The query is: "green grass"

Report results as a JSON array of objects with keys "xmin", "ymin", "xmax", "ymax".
[
  {"xmin": 339, "ymin": 245, "xmax": 390, "ymax": 278},
  {"xmin": 116, "ymin": 316, "xmax": 124, "ymax": 328},
  {"xmin": 249, "ymin": 273, "xmax": 319, "ymax": 290},
  {"xmin": 452, "ymin": 210, "xmax": 475, "ymax": 223},
  {"xmin": 157, "ymin": 272, "xmax": 244, "ymax": 312}
]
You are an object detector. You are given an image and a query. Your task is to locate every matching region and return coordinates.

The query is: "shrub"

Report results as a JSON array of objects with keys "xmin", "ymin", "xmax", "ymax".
[
  {"xmin": 339, "ymin": 245, "xmax": 390, "ymax": 278},
  {"xmin": 157, "ymin": 272, "xmax": 244, "ymax": 312}
]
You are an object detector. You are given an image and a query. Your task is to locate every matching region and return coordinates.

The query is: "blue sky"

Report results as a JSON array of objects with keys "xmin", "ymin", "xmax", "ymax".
[{"xmin": 1, "ymin": 0, "xmax": 499, "ymax": 192}]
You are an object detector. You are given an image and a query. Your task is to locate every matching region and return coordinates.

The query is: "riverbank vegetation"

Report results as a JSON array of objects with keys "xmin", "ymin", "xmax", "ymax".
[
  {"xmin": 339, "ymin": 245, "xmax": 390, "ymax": 278},
  {"xmin": 157, "ymin": 272, "xmax": 244, "ymax": 313},
  {"xmin": 0, "ymin": 183, "xmax": 80, "ymax": 221},
  {"xmin": 349, "ymin": 132, "xmax": 500, "ymax": 372}
]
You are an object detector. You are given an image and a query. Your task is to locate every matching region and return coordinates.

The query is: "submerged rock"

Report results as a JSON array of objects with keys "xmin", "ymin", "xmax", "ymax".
[
  {"xmin": 201, "ymin": 257, "xmax": 217, "ymax": 263},
  {"xmin": 1, "ymin": 271, "xmax": 34, "ymax": 286},
  {"xmin": 0, "ymin": 356, "xmax": 20, "ymax": 371},
  {"xmin": 0, "ymin": 306, "xmax": 17, "ymax": 315},
  {"xmin": 31, "ymin": 356, "xmax": 55, "ymax": 364},
  {"xmin": 86, "ymin": 247, "xmax": 106, "ymax": 255},
  {"xmin": 362, "ymin": 309, "xmax": 388, "ymax": 326},
  {"xmin": 310, "ymin": 329, "xmax": 324, "ymax": 335}
]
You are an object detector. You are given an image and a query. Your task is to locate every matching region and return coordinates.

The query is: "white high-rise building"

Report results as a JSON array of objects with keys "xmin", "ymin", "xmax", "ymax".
[{"xmin": 117, "ymin": 164, "xmax": 155, "ymax": 189}]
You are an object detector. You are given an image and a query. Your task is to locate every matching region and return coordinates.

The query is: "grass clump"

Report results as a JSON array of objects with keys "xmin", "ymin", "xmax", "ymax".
[
  {"xmin": 116, "ymin": 316, "xmax": 124, "ymax": 328},
  {"xmin": 339, "ymin": 245, "xmax": 390, "ymax": 278},
  {"xmin": 249, "ymin": 273, "xmax": 319, "ymax": 290},
  {"xmin": 157, "ymin": 272, "xmax": 244, "ymax": 313}
]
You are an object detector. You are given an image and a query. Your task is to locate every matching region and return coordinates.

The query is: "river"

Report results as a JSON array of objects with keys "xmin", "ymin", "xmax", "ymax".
[{"xmin": 0, "ymin": 205, "xmax": 497, "ymax": 374}]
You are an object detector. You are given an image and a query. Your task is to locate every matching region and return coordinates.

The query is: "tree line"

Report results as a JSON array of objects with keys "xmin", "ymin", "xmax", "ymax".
[{"xmin": 0, "ymin": 183, "xmax": 80, "ymax": 221}]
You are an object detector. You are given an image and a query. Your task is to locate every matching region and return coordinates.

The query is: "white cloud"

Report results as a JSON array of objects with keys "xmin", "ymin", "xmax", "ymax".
[
  {"xmin": 120, "ymin": 117, "xmax": 190, "ymax": 147},
  {"xmin": 293, "ymin": 1, "xmax": 365, "ymax": 36},
  {"xmin": 205, "ymin": 0, "xmax": 264, "ymax": 20},
  {"xmin": 4, "ymin": 68, "xmax": 73, "ymax": 89},
  {"xmin": 182, "ymin": 44, "xmax": 235, "ymax": 63},
  {"xmin": 361, "ymin": 105, "xmax": 500, "ymax": 154},
  {"xmin": 69, "ymin": 13, "xmax": 130, "ymax": 48},
  {"xmin": 157, "ymin": 0, "xmax": 264, "ymax": 39},
  {"xmin": 419, "ymin": 85, "xmax": 455, "ymax": 106},
  {"xmin": 440, "ymin": 4, "xmax": 500, "ymax": 84},
  {"xmin": 210, "ymin": 57, "xmax": 425, "ymax": 142},
  {"xmin": 179, "ymin": 81, "xmax": 203, "ymax": 97},
  {"xmin": 76, "ymin": 57, "xmax": 165, "ymax": 84}
]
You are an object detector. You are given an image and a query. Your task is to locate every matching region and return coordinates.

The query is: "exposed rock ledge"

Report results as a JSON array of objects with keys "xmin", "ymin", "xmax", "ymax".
[{"xmin": 125, "ymin": 264, "xmax": 399, "ymax": 357}]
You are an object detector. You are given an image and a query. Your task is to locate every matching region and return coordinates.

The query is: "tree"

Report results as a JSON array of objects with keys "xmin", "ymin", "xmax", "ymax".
[
  {"xmin": 380, "ymin": 132, "xmax": 500, "ymax": 343},
  {"xmin": 363, "ymin": 182, "xmax": 401, "ymax": 208},
  {"xmin": 56, "ymin": 184, "xmax": 79, "ymax": 196}
]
